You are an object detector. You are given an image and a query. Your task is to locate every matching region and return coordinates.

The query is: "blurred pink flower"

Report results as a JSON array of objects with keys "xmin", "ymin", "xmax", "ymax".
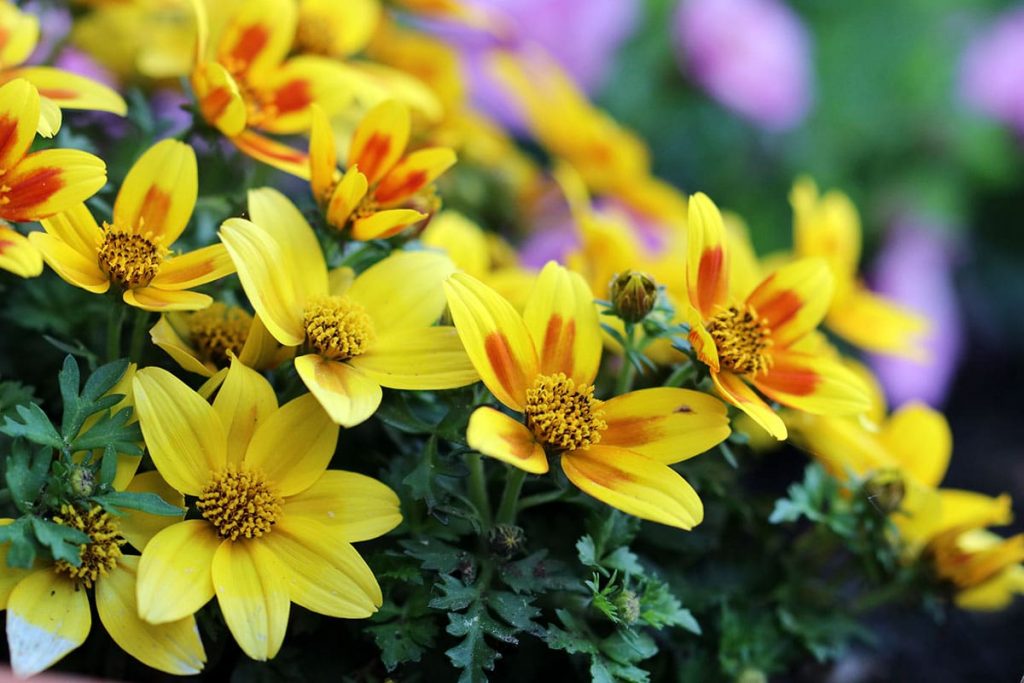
[
  {"xmin": 959, "ymin": 5, "xmax": 1024, "ymax": 135},
  {"xmin": 674, "ymin": 0, "xmax": 813, "ymax": 131},
  {"xmin": 869, "ymin": 219, "xmax": 964, "ymax": 408}
]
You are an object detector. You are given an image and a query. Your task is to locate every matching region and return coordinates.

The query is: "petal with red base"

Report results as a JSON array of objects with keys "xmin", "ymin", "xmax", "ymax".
[
  {"xmin": 215, "ymin": 0, "xmax": 295, "ymax": 80},
  {"xmin": 752, "ymin": 350, "xmax": 870, "ymax": 418},
  {"xmin": 255, "ymin": 56, "xmax": 354, "ymax": 135},
  {"xmin": 686, "ymin": 192, "xmax": 729, "ymax": 318},
  {"xmin": 232, "ymin": 129, "xmax": 310, "ymax": 180},
  {"xmin": 114, "ymin": 139, "xmax": 197, "ymax": 244},
  {"xmin": 746, "ymin": 258, "xmax": 833, "ymax": 349},
  {"xmin": 0, "ymin": 225, "xmax": 41, "ymax": 278},
  {"xmin": 150, "ymin": 244, "xmax": 235, "ymax": 291},
  {"xmin": 349, "ymin": 99, "xmax": 409, "ymax": 185},
  {"xmin": 467, "ymin": 406, "xmax": 548, "ymax": 474},
  {"xmin": 374, "ymin": 147, "xmax": 456, "ymax": 206},
  {"xmin": 711, "ymin": 370, "xmax": 786, "ymax": 440},
  {"xmin": 12, "ymin": 66, "xmax": 126, "ymax": 117},
  {"xmin": 351, "ymin": 208, "xmax": 426, "ymax": 241},
  {"xmin": 192, "ymin": 62, "xmax": 246, "ymax": 137},
  {"xmin": 1, "ymin": 149, "xmax": 106, "ymax": 223},
  {"xmin": 0, "ymin": 78, "xmax": 37, "ymax": 170}
]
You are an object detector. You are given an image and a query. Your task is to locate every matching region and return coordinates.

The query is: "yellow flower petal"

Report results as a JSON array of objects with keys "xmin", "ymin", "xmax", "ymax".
[
  {"xmin": 0, "ymin": 224, "xmax": 42, "ymax": 277},
  {"xmin": 118, "ymin": 471, "xmax": 185, "ymax": 553},
  {"xmin": 374, "ymin": 147, "xmax": 456, "ymax": 206},
  {"xmin": 2, "ymin": 148, "xmax": 106, "ymax": 223},
  {"xmin": 212, "ymin": 359, "xmax": 279, "ymax": 464},
  {"xmin": 350, "ymin": 207, "xmax": 427, "ymax": 241},
  {"xmin": 466, "ymin": 406, "xmax": 548, "ymax": 474},
  {"xmin": 349, "ymin": 99, "xmax": 409, "ymax": 184},
  {"xmin": 880, "ymin": 402, "xmax": 952, "ymax": 489},
  {"xmin": 283, "ymin": 470, "xmax": 401, "ymax": 542},
  {"xmin": 6, "ymin": 569, "xmax": 90, "ymax": 677},
  {"xmin": 29, "ymin": 231, "xmax": 108, "ymax": 293},
  {"xmin": 113, "ymin": 139, "xmax": 197, "ymax": 244},
  {"xmin": 309, "ymin": 103, "xmax": 338, "ymax": 202},
  {"xmin": 212, "ymin": 539, "xmax": 289, "ymax": 662},
  {"xmin": 150, "ymin": 243, "xmax": 235, "ymax": 290},
  {"xmin": 826, "ymin": 285, "xmax": 929, "ymax": 359},
  {"xmin": 150, "ymin": 315, "xmax": 216, "ymax": 377},
  {"xmin": 752, "ymin": 351, "xmax": 871, "ymax": 417},
  {"xmin": 0, "ymin": 520, "xmax": 32, "ymax": 609},
  {"xmin": 346, "ymin": 249, "xmax": 454, "ymax": 335},
  {"xmin": 137, "ymin": 520, "xmax": 221, "ymax": 624},
  {"xmin": 0, "ymin": 78, "xmax": 38, "ymax": 171},
  {"xmin": 13, "ymin": 65, "xmax": 127, "ymax": 117},
  {"xmin": 294, "ymin": 354, "xmax": 382, "ymax": 427},
  {"xmin": 123, "ymin": 286, "xmax": 211, "ymax": 311},
  {"xmin": 37, "ymin": 202, "xmax": 101, "ymax": 262},
  {"xmin": 192, "ymin": 61, "xmax": 247, "ymax": 136},
  {"xmin": 95, "ymin": 557, "xmax": 206, "ymax": 675},
  {"xmin": 712, "ymin": 370, "xmax": 787, "ymax": 440},
  {"xmin": 746, "ymin": 258, "xmax": 833, "ymax": 349},
  {"xmin": 215, "ymin": 0, "xmax": 296, "ymax": 80},
  {"xmin": 686, "ymin": 192, "xmax": 730, "ymax": 319},
  {"xmin": 238, "ymin": 314, "xmax": 293, "ymax": 370},
  {"xmin": 247, "ymin": 187, "xmax": 328, "ymax": 301},
  {"xmin": 133, "ymin": 367, "xmax": 227, "ymax": 495},
  {"xmin": 348, "ymin": 326, "xmax": 478, "ymax": 390},
  {"xmin": 231, "ymin": 129, "xmax": 311, "ymax": 179},
  {"xmin": 0, "ymin": 6, "xmax": 38, "ymax": 69},
  {"xmin": 325, "ymin": 165, "xmax": 368, "ymax": 229}
]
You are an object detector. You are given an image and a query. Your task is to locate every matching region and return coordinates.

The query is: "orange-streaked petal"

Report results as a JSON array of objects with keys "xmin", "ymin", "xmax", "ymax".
[
  {"xmin": 325, "ymin": 166, "xmax": 368, "ymax": 229},
  {"xmin": 601, "ymin": 388, "xmax": 731, "ymax": 464},
  {"xmin": 215, "ymin": 0, "xmax": 295, "ymax": 80},
  {"xmin": 1, "ymin": 149, "xmax": 106, "ymax": 222},
  {"xmin": 753, "ymin": 350, "xmax": 871, "ymax": 418},
  {"xmin": 522, "ymin": 261, "xmax": 601, "ymax": 385},
  {"xmin": 348, "ymin": 326, "xmax": 479, "ymax": 390},
  {"xmin": 136, "ymin": 521, "xmax": 221, "ymax": 624},
  {"xmin": 466, "ymin": 406, "xmax": 548, "ymax": 474},
  {"xmin": 0, "ymin": 78, "xmax": 37, "ymax": 170},
  {"xmin": 444, "ymin": 272, "xmax": 539, "ymax": 411},
  {"xmin": 123, "ymin": 286, "xmax": 212, "ymax": 312},
  {"xmin": 192, "ymin": 61, "xmax": 246, "ymax": 137},
  {"xmin": 346, "ymin": 249, "xmax": 454, "ymax": 335},
  {"xmin": 712, "ymin": 370, "xmax": 787, "ymax": 440},
  {"xmin": 561, "ymin": 445, "xmax": 703, "ymax": 530},
  {"xmin": 374, "ymin": 147, "xmax": 456, "ymax": 206},
  {"xmin": 113, "ymin": 139, "xmax": 197, "ymax": 243},
  {"xmin": 686, "ymin": 306, "xmax": 720, "ymax": 372},
  {"xmin": 0, "ymin": 6, "xmax": 38, "ymax": 69},
  {"xmin": 232, "ymin": 129, "xmax": 311, "ymax": 179},
  {"xmin": 28, "ymin": 231, "xmax": 108, "ymax": 293},
  {"xmin": 350, "ymin": 208, "xmax": 427, "ymax": 241},
  {"xmin": 253, "ymin": 55, "xmax": 354, "ymax": 135},
  {"xmin": 746, "ymin": 258, "xmax": 833, "ymax": 349},
  {"xmin": 294, "ymin": 354, "xmax": 383, "ymax": 427},
  {"xmin": 686, "ymin": 192, "xmax": 729, "ymax": 318},
  {"xmin": 0, "ymin": 225, "xmax": 42, "ymax": 277},
  {"xmin": 37, "ymin": 202, "xmax": 100, "ymax": 261},
  {"xmin": 212, "ymin": 358, "xmax": 278, "ymax": 464},
  {"xmin": 150, "ymin": 244, "xmax": 234, "ymax": 290},
  {"xmin": 12, "ymin": 65, "xmax": 126, "ymax": 117},
  {"xmin": 309, "ymin": 103, "xmax": 338, "ymax": 201},
  {"xmin": 348, "ymin": 99, "xmax": 409, "ymax": 184}
]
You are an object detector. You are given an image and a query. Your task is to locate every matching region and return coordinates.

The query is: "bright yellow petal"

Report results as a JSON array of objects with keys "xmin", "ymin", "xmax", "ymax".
[
  {"xmin": 466, "ymin": 406, "xmax": 548, "ymax": 474},
  {"xmin": 298, "ymin": 0, "xmax": 381, "ymax": 56},
  {"xmin": 746, "ymin": 258, "xmax": 833, "ymax": 349},
  {"xmin": 712, "ymin": 370, "xmax": 787, "ymax": 440},
  {"xmin": 686, "ymin": 307, "xmax": 720, "ymax": 372},
  {"xmin": 118, "ymin": 471, "xmax": 185, "ymax": 553},
  {"xmin": 216, "ymin": 0, "xmax": 295, "ymax": 80},
  {"xmin": 212, "ymin": 539, "xmax": 289, "ymax": 661},
  {"xmin": 347, "ymin": 249, "xmax": 454, "ymax": 335},
  {"xmin": 123, "ymin": 286, "xmax": 212, "ymax": 312},
  {"xmin": 29, "ymin": 231, "xmax": 108, "ymax": 293},
  {"xmin": 6, "ymin": 569, "xmax": 89, "ymax": 677},
  {"xmin": 113, "ymin": 139, "xmax": 196, "ymax": 244},
  {"xmin": 294, "ymin": 354, "xmax": 382, "ymax": 427},
  {"xmin": 0, "ymin": 224, "xmax": 42, "ymax": 277},
  {"xmin": 238, "ymin": 313, "xmax": 294, "ymax": 370},
  {"xmin": 0, "ymin": 78, "xmax": 38, "ymax": 170},
  {"xmin": 348, "ymin": 326, "xmax": 479, "ymax": 390},
  {"xmin": 444, "ymin": 272, "xmax": 539, "ymax": 411},
  {"xmin": 36, "ymin": 96, "xmax": 60, "ymax": 137},
  {"xmin": 561, "ymin": 445, "xmax": 703, "ymax": 530},
  {"xmin": 212, "ymin": 358, "xmax": 279, "ymax": 464},
  {"xmin": 137, "ymin": 520, "xmax": 221, "ymax": 624},
  {"xmin": 283, "ymin": 470, "xmax": 401, "ymax": 542},
  {"xmin": 349, "ymin": 99, "xmax": 410, "ymax": 184},
  {"xmin": 0, "ymin": 6, "xmax": 38, "ymax": 69},
  {"xmin": 150, "ymin": 243, "xmax": 235, "ymax": 290},
  {"xmin": 309, "ymin": 103, "xmax": 338, "ymax": 202},
  {"xmin": 262, "ymin": 517, "xmax": 381, "ymax": 618},
  {"xmin": 1, "ymin": 149, "xmax": 106, "ymax": 222},
  {"xmin": 12, "ymin": 65, "xmax": 126, "ymax": 117},
  {"xmin": 37, "ymin": 202, "xmax": 101, "ymax": 262},
  {"xmin": 150, "ymin": 315, "xmax": 216, "ymax": 377},
  {"xmin": 0, "ymin": 520, "xmax": 32, "ymax": 609},
  {"xmin": 252, "ymin": 55, "xmax": 354, "ymax": 135},
  {"xmin": 374, "ymin": 147, "xmax": 456, "ymax": 206},
  {"xmin": 350, "ymin": 208, "xmax": 427, "ymax": 241},
  {"xmin": 522, "ymin": 261, "xmax": 601, "ymax": 385},
  {"xmin": 686, "ymin": 192, "xmax": 730, "ymax": 319},
  {"xmin": 96, "ymin": 558, "xmax": 206, "ymax": 675},
  {"xmin": 192, "ymin": 61, "xmax": 246, "ymax": 136},
  {"xmin": 880, "ymin": 402, "xmax": 951, "ymax": 489},
  {"xmin": 325, "ymin": 165, "xmax": 368, "ymax": 229},
  {"xmin": 790, "ymin": 177, "xmax": 861, "ymax": 284},
  {"xmin": 231, "ymin": 129, "xmax": 311, "ymax": 179},
  {"xmin": 248, "ymin": 186, "xmax": 329, "ymax": 301},
  {"xmin": 753, "ymin": 350, "xmax": 871, "ymax": 417},
  {"xmin": 826, "ymin": 285, "xmax": 929, "ymax": 359},
  {"xmin": 133, "ymin": 367, "xmax": 227, "ymax": 495},
  {"xmin": 420, "ymin": 211, "xmax": 490, "ymax": 278}
]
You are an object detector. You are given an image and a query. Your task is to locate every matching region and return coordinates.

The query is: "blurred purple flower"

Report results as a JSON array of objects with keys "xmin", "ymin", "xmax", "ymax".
[
  {"xmin": 53, "ymin": 48, "xmax": 119, "ymax": 89},
  {"xmin": 151, "ymin": 89, "xmax": 193, "ymax": 138},
  {"xmin": 959, "ymin": 5, "xmax": 1024, "ymax": 135},
  {"xmin": 673, "ymin": 0, "xmax": 813, "ymax": 131},
  {"xmin": 869, "ymin": 219, "xmax": 964, "ymax": 408},
  {"xmin": 24, "ymin": 1, "xmax": 72, "ymax": 65}
]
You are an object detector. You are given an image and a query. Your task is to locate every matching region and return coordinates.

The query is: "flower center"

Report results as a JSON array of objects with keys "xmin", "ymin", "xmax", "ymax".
[
  {"xmin": 524, "ymin": 373, "xmax": 607, "ymax": 452},
  {"xmin": 52, "ymin": 505, "xmax": 125, "ymax": 589},
  {"xmin": 197, "ymin": 466, "xmax": 282, "ymax": 540},
  {"xmin": 354, "ymin": 193, "xmax": 379, "ymax": 220},
  {"xmin": 705, "ymin": 305, "xmax": 773, "ymax": 375},
  {"xmin": 97, "ymin": 226, "xmax": 164, "ymax": 289},
  {"xmin": 188, "ymin": 303, "xmax": 252, "ymax": 367},
  {"xmin": 303, "ymin": 295, "xmax": 375, "ymax": 360},
  {"xmin": 296, "ymin": 14, "xmax": 337, "ymax": 56}
]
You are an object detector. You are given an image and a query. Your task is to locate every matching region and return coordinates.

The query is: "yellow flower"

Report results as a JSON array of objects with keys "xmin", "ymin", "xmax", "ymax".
[
  {"xmin": 0, "ymin": 473, "xmax": 205, "ymax": 677},
  {"xmin": 30, "ymin": 139, "xmax": 235, "ymax": 311},
  {"xmin": 685, "ymin": 193, "xmax": 871, "ymax": 440},
  {"xmin": 295, "ymin": 0, "xmax": 381, "ymax": 58},
  {"xmin": 0, "ymin": 0, "xmax": 125, "ymax": 136},
  {"xmin": 0, "ymin": 221, "xmax": 41, "ymax": 278},
  {"xmin": 219, "ymin": 187, "xmax": 479, "ymax": 426},
  {"xmin": 309, "ymin": 100, "xmax": 456, "ymax": 240},
  {"xmin": 131, "ymin": 360, "xmax": 402, "ymax": 661},
  {"xmin": 790, "ymin": 177, "xmax": 928, "ymax": 358},
  {"xmin": 444, "ymin": 261, "xmax": 732, "ymax": 530}
]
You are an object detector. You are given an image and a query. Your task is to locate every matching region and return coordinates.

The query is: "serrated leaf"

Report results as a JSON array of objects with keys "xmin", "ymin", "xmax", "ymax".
[
  {"xmin": 601, "ymin": 629, "xmax": 657, "ymax": 666},
  {"xmin": 499, "ymin": 551, "xmax": 578, "ymax": 594},
  {"xmin": 71, "ymin": 407, "xmax": 142, "ymax": 455},
  {"xmin": 30, "ymin": 517, "xmax": 88, "ymax": 566},
  {"xmin": 487, "ymin": 591, "xmax": 543, "ymax": 636},
  {"xmin": 367, "ymin": 616, "xmax": 438, "ymax": 672},
  {"xmin": 639, "ymin": 578, "xmax": 701, "ymax": 634},
  {"xmin": 604, "ymin": 547, "xmax": 643, "ymax": 576},
  {"xmin": 60, "ymin": 357, "xmax": 129, "ymax": 438},
  {"xmin": 577, "ymin": 535, "xmax": 599, "ymax": 568},
  {"xmin": 98, "ymin": 444, "xmax": 119, "ymax": 487},
  {"xmin": 401, "ymin": 537, "xmax": 465, "ymax": 574},
  {"xmin": 1, "ymin": 403, "xmax": 61, "ymax": 448},
  {"xmin": 429, "ymin": 574, "xmax": 478, "ymax": 611},
  {"xmin": 5, "ymin": 441, "xmax": 53, "ymax": 513},
  {"xmin": 445, "ymin": 601, "xmax": 517, "ymax": 683},
  {"xmin": 0, "ymin": 380, "xmax": 37, "ymax": 419},
  {"xmin": 0, "ymin": 518, "xmax": 38, "ymax": 568},
  {"xmin": 91, "ymin": 491, "xmax": 182, "ymax": 516}
]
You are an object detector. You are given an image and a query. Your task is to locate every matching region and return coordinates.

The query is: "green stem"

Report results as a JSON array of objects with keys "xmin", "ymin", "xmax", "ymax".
[
  {"xmin": 615, "ymin": 323, "xmax": 638, "ymax": 394},
  {"xmin": 466, "ymin": 452, "xmax": 492, "ymax": 529},
  {"xmin": 495, "ymin": 467, "xmax": 527, "ymax": 526},
  {"xmin": 517, "ymin": 489, "xmax": 567, "ymax": 512},
  {"xmin": 664, "ymin": 360, "xmax": 696, "ymax": 388},
  {"xmin": 105, "ymin": 303, "xmax": 126, "ymax": 362},
  {"xmin": 128, "ymin": 308, "xmax": 151, "ymax": 363}
]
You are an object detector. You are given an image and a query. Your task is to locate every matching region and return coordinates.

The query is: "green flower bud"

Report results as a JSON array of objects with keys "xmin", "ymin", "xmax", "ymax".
[
  {"xmin": 614, "ymin": 589, "xmax": 641, "ymax": 625},
  {"xmin": 864, "ymin": 468, "xmax": 906, "ymax": 514},
  {"xmin": 610, "ymin": 271, "xmax": 657, "ymax": 323},
  {"xmin": 68, "ymin": 464, "xmax": 96, "ymax": 498},
  {"xmin": 488, "ymin": 523, "xmax": 526, "ymax": 559}
]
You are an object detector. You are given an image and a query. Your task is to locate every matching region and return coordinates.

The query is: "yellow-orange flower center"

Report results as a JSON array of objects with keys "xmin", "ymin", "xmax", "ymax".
[
  {"xmin": 97, "ymin": 226, "xmax": 164, "ymax": 289},
  {"xmin": 524, "ymin": 373, "xmax": 607, "ymax": 452},
  {"xmin": 706, "ymin": 305, "xmax": 773, "ymax": 375},
  {"xmin": 197, "ymin": 466, "xmax": 282, "ymax": 541},
  {"xmin": 188, "ymin": 303, "xmax": 252, "ymax": 367},
  {"xmin": 303, "ymin": 295, "xmax": 375, "ymax": 360},
  {"xmin": 52, "ymin": 505, "xmax": 125, "ymax": 588}
]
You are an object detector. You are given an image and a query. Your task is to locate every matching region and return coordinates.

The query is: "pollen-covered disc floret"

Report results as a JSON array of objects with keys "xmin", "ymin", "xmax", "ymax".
[
  {"xmin": 197, "ymin": 466, "xmax": 283, "ymax": 540},
  {"xmin": 188, "ymin": 303, "xmax": 252, "ymax": 367},
  {"xmin": 303, "ymin": 295, "xmax": 375, "ymax": 360},
  {"xmin": 52, "ymin": 504, "xmax": 125, "ymax": 589},
  {"xmin": 97, "ymin": 225, "xmax": 165, "ymax": 289},
  {"xmin": 524, "ymin": 372, "xmax": 607, "ymax": 452},
  {"xmin": 706, "ymin": 305, "xmax": 773, "ymax": 375}
]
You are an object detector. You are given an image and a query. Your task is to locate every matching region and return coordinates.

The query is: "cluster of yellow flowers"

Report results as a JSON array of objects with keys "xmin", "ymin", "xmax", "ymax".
[{"xmin": 0, "ymin": 0, "xmax": 1021, "ymax": 677}]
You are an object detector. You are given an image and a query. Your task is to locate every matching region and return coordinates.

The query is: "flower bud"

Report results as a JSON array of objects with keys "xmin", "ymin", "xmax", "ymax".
[
  {"xmin": 614, "ymin": 589, "xmax": 641, "ymax": 624},
  {"xmin": 68, "ymin": 465, "xmax": 96, "ymax": 498},
  {"xmin": 488, "ymin": 523, "xmax": 526, "ymax": 559},
  {"xmin": 864, "ymin": 468, "xmax": 906, "ymax": 514},
  {"xmin": 610, "ymin": 271, "xmax": 657, "ymax": 323}
]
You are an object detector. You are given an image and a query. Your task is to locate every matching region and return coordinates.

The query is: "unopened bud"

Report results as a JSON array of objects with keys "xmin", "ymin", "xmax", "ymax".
[
  {"xmin": 614, "ymin": 589, "xmax": 641, "ymax": 625},
  {"xmin": 610, "ymin": 271, "xmax": 657, "ymax": 323},
  {"xmin": 864, "ymin": 469, "xmax": 906, "ymax": 514},
  {"xmin": 68, "ymin": 465, "xmax": 96, "ymax": 498},
  {"xmin": 488, "ymin": 523, "xmax": 526, "ymax": 559}
]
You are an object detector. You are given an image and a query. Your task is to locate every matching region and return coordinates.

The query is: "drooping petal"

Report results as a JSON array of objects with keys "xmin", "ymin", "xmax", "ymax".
[
  {"xmin": 95, "ymin": 557, "xmax": 206, "ymax": 675},
  {"xmin": 37, "ymin": 202, "xmax": 101, "ymax": 262},
  {"xmin": 212, "ymin": 359, "xmax": 279, "ymax": 464},
  {"xmin": 601, "ymin": 388, "xmax": 731, "ymax": 464},
  {"xmin": 211, "ymin": 539, "xmax": 289, "ymax": 662},
  {"xmin": 262, "ymin": 517, "xmax": 381, "ymax": 618},
  {"xmin": 192, "ymin": 61, "xmax": 246, "ymax": 137},
  {"xmin": 350, "ymin": 208, "xmax": 427, "ymax": 241},
  {"xmin": 685, "ymin": 306, "xmax": 720, "ymax": 372},
  {"xmin": 522, "ymin": 261, "xmax": 601, "ymax": 385},
  {"xmin": 118, "ymin": 471, "xmax": 185, "ymax": 553},
  {"xmin": 444, "ymin": 272, "xmax": 539, "ymax": 411},
  {"xmin": 746, "ymin": 258, "xmax": 833, "ymax": 349},
  {"xmin": 150, "ymin": 315, "xmax": 216, "ymax": 377},
  {"xmin": 309, "ymin": 103, "xmax": 338, "ymax": 202},
  {"xmin": 711, "ymin": 370, "xmax": 787, "ymax": 440},
  {"xmin": 826, "ymin": 284, "xmax": 929, "ymax": 359},
  {"xmin": 6, "ymin": 570, "xmax": 90, "ymax": 677},
  {"xmin": 294, "ymin": 354, "xmax": 383, "ymax": 427},
  {"xmin": 348, "ymin": 99, "xmax": 409, "ymax": 184},
  {"xmin": 231, "ymin": 129, "xmax": 311, "ymax": 179},
  {"xmin": 137, "ymin": 521, "xmax": 221, "ymax": 624},
  {"xmin": 325, "ymin": 165, "xmax": 368, "ymax": 229},
  {"xmin": 247, "ymin": 187, "xmax": 329, "ymax": 302},
  {"xmin": 215, "ymin": 0, "xmax": 295, "ymax": 80},
  {"xmin": 374, "ymin": 147, "xmax": 456, "ymax": 206},
  {"xmin": 36, "ymin": 97, "xmax": 59, "ymax": 137},
  {"xmin": 11, "ymin": 66, "xmax": 126, "ymax": 117},
  {"xmin": 466, "ymin": 406, "xmax": 548, "ymax": 474},
  {"xmin": 113, "ymin": 139, "xmax": 197, "ymax": 244},
  {"xmin": 790, "ymin": 177, "xmax": 861, "ymax": 286},
  {"xmin": 348, "ymin": 326, "xmax": 479, "ymax": 390},
  {"xmin": 686, "ymin": 192, "xmax": 730, "ymax": 319},
  {"xmin": 561, "ymin": 445, "xmax": 703, "ymax": 530},
  {"xmin": 150, "ymin": 243, "xmax": 235, "ymax": 290},
  {"xmin": 123, "ymin": 286, "xmax": 212, "ymax": 312},
  {"xmin": 244, "ymin": 393, "xmax": 338, "ymax": 496},
  {"xmin": 283, "ymin": 470, "xmax": 401, "ymax": 542},
  {"xmin": 880, "ymin": 403, "xmax": 952, "ymax": 489},
  {"xmin": 346, "ymin": 249, "xmax": 454, "ymax": 335},
  {"xmin": 1, "ymin": 149, "xmax": 106, "ymax": 222},
  {"xmin": 0, "ymin": 78, "xmax": 38, "ymax": 170},
  {"xmin": 29, "ymin": 232, "xmax": 108, "ymax": 292},
  {"xmin": 0, "ymin": 224, "xmax": 41, "ymax": 277},
  {"xmin": 133, "ymin": 367, "xmax": 227, "ymax": 495},
  {"xmin": 752, "ymin": 350, "xmax": 871, "ymax": 418}
]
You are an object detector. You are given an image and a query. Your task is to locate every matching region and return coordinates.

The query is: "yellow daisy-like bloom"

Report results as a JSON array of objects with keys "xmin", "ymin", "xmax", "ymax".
[
  {"xmin": 685, "ymin": 192, "xmax": 871, "ymax": 440},
  {"xmin": 219, "ymin": 187, "xmax": 479, "ymax": 427},
  {"xmin": 0, "ymin": 0, "xmax": 125, "ymax": 136},
  {"xmin": 0, "ymin": 472, "xmax": 205, "ymax": 677},
  {"xmin": 30, "ymin": 138, "xmax": 235, "ymax": 311},
  {"xmin": 132, "ymin": 360, "xmax": 402, "ymax": 661},
  {"xmin": 444, "ymin": 261, "xmax": 732, "ymax": 530},
  {"xmin": 295, "ymin": 0, "xmax": 382, "ymax": 58}
]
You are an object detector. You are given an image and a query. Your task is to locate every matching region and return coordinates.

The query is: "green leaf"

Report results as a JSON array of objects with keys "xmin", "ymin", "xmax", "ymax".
[
  {"xmin": 401, "ymin": 537, "xmax": 466, "ymax": 574},
  {"xmin": 5, "ymin": 441, "xmax": 53, "ymax": 513},
  {"xmin": 59, "ymin": 357, "xmax": 129, "ymax": 439},
  {"xmin": 91, "ymin": 491, "xmax": 182, "ymax": 516},
  {"xmin": 0, "ymin": 380, "xmax": 37, "ymax": 419},
  {"xmin": 0, "ymin": 518, "xmax": 38, "ymax": 568},
  {"xmin": 488, "ymin": 591, "xmax": 543, "ymax": 637},
  {"xmin": 1, "ymin": 403, "xmax": 62, "ymax": 448},
  {"xmin": 639, "ymin": 579, "xmax": 701, "ymax": 634},
  {"xmin": 601, "ymin": 629, "xmax": 657, "ymax": 666},
  {"xmin": 445, "ymin": 601, "xmax": 517, "ymax": 683},
  {"xmin": 429, "ymin": 574, "xmax": 478, "ymax": 611},
  {"xmin": 577, "ymin": 535, "xmax": 599, "ymax": 568},
  {"xmin": 604, "ymin": 547, "xmax": 643, "ymax": 576},
  {"xmin": 367, "ymin": 596, "xmax": 439, "ymax": 672},
  {"xmin": 97, "ymin": 444, "xmax": 120, "ymax": 488},
  {"xmin": 499, "ymin": 551, "xmax": 577, "ymax": 594},
  {"xmin": 71, "ymin": 407, "xmax": 142, "ymax": 455},
  {"xmin": 30, "ymin": 517, "xmax": 88, "ymax": 566}
]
